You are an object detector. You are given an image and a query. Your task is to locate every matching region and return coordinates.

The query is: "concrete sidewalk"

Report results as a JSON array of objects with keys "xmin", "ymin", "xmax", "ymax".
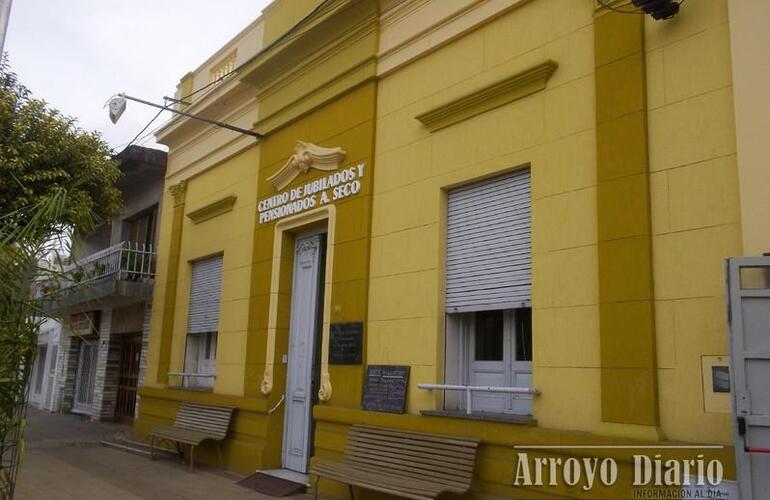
[{"xmin": 15, "ymin": 408, "xmax": 306, "ymax": 500}]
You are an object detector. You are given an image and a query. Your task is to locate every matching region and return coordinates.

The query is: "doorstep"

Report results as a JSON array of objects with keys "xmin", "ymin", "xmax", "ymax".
[{"xmin": 259, "ymin": 468, "xmax": 310, "ymax": 486}]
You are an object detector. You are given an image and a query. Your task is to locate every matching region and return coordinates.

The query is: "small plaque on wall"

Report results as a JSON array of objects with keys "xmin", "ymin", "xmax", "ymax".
[
  {"xmin": 69, "ymin": 311, "xmax": 99, "ymax": 337},
  {"xmin": 362, "ymin": 365, "xmax": 410, "ymax": 414},
  {"xmin": 329, "ymin": 322, "xmax": 363, "ymax": 365}
]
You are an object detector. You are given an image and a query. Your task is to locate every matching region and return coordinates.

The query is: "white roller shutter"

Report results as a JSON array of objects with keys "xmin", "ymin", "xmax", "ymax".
[
  {"xmin": 187, "ymin": 255, "xmax": 223, "ymax": 333},
  {"xmin": 446, "ymin": 169, "xmax": 531, "ymax": 313}
]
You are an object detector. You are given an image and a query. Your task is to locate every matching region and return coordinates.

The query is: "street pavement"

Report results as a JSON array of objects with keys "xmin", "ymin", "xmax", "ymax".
[{"xmin": 15, "ymin": 407, "xmax": 309, "ymax": 500}]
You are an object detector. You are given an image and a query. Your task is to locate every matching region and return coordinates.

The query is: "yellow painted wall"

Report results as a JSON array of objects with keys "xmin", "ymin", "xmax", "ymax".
[
  {"xmin": 728, "ymin": 0, "xmax": 770, "ymax": 256},
  {"xmin": 370, "ymin": 0, "xmax": 601, "ymax": 433},
  {"xmin": 645, "ymin": 1, "xmax": 739, "ymax": 444},
  {"xmin": 138, "ymin": 0, "xmax": 379, "ymax": 475},
  {"xmin": 137, "ymin": 145, "xmax": 267, "ymax": 473},
  {"xmin": 169, "ymin": 146, "xmax": 259, "ymax": 396},
  {"xmin": 141, "ymin": 145, "xmax": 259, "ymax": 394},
  {"xmin": 137, "ymin": 0, "xmax": 745, "ymax": 490},
  {"xmin": 247, "ymin": 82, "xmax": 377, "ymax": 407},
  {"xmin": 143, "ymin": 182, "xmax": 181, "ymax": 387}
]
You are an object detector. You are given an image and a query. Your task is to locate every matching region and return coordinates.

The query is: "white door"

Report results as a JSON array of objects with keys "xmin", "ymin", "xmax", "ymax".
[
  {"xmin": 467, "ymin": 309, "xmax": 532, "ymax": 415},
  {"xmin": 44, "ymin": 344, "xmax": 58, "ymax": 411},
  {"xmin": 727, "ymin": 257, "xmax": 770, "ymax": 500},
  {"xmin": 29, "ymin": 345, "xmax": 48, "ymax": 407},
  {"xmin": 73, "ymin": 341, "xmax": 97, "ymax": 414},
  {"xmin": 282, "ymin": 233, "xmax": 324, "ymax": 473},
  {"xmin": 469, "ymin": 310, "xmax": 510, "ymax": 412}
]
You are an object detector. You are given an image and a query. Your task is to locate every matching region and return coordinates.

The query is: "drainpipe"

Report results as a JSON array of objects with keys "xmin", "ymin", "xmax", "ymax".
[{"xmin": 0, "ymin": 0, "xmax": 12, "ymax": 56}]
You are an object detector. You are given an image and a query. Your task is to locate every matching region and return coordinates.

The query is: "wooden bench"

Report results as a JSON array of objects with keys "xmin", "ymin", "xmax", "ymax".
[
  {"xmin": 310, "ymin": 424, "xmax": 481, "ymax": 500},
  {"xmin": 149, "ymin": 402, "xmax": 235, "ymax": 471}
]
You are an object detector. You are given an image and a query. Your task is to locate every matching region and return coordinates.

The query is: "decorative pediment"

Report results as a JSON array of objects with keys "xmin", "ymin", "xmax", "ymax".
[
  {"xmin": 186, "ymin": 195, "xmax": 237, "ymax": 224},
  {"xmin": 415, "ymin": 60, "xmax": 558, "ymax": 132},
  {"xmin": 267, "ymin": 141, "xmax": 347, "ymax": 191}
]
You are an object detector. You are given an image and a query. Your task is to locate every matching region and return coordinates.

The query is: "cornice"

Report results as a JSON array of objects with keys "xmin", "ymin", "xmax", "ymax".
[
  {"xmin": 415, "ymin": 60, "xmax": 558, "ymax": 132},
  {"xmin": 379, "ymin": 0, "xmax": 430, "ymax": 28},
  {"xmin": 164, "ymin": 91, "xmax": 258, "ymax": 159},
  {"xmin": 253, "ymin": 12, "xmax": 377, "ymax": 101},
  {"xmin": 239, "ymin": 0, "xmax": 378, "ymax": 136},
  {"xmin": 239, "ymin": 0, "xmax": 358, "ymax": 84},
  {"xmin": 253, "ymin": 57, "xmax": 377, "ymax": 135},
  {"xmin": 156, "ymin": 78, "xmax": 252, "ymax": 143},
  {"xmin": 186, "ymin": 195, "xmax": 238, "ymax": 224},
  {"xmin": 377, "ymin": 0, "xmax": 530, "ymax": 77}
]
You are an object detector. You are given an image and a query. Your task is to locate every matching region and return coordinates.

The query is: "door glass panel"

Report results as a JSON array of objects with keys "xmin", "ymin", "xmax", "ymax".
[
  {"xmin": 34, "ymin": 346, "xmax": 47, "ymax": 394},
  {"xmin": 474, "ymin": 310, "xmax": 504, "ymax": 361},
  {"xmin": 516, "ymin": 308, "xmax": 532, "ymax": 362}
]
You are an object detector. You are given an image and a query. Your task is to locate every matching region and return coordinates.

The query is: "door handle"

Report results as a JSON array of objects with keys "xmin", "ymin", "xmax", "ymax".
[{"xmin": 737, "ymin": 416, "xmax": 770, "ymax": 453}]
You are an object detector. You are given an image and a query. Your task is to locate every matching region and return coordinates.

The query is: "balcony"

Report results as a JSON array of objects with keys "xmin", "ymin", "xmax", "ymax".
[{"xmin": 42, "ymin": 241, "xmax": 157, "ymax": 315}]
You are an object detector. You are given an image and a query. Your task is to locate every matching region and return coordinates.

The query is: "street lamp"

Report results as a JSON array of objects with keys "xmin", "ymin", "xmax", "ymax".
[{"xmin": 105, "ymin": 93, "xmax": 262, "ymax": 139}]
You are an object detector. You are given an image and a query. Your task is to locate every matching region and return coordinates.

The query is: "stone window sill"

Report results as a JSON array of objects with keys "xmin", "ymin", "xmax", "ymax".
[
  {"xmin": 420, "ymin": 409, "xmax": 536, "ymax": 426},
  {"xmin": 168, "ymin": 385, "xmax": 214, "ymax": 393}
]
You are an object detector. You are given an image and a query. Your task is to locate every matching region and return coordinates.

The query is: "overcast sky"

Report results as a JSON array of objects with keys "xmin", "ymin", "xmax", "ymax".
[{"xmin": 5, "ymin": 0, "xmax": 272, "ymax": 152}]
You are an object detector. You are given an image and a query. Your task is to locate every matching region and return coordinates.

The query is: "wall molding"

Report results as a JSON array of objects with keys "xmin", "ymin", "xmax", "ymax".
[
  {"xmin": 260, "ymin": 205, "xmax": 337, "ymax": 403},
  {"xmin": 186, "ymin": 195, "xmax": 238, "ymax": 224},
  {"xmin": 415, "ymin": 60, "xmax": 557, "ymax": 132}
]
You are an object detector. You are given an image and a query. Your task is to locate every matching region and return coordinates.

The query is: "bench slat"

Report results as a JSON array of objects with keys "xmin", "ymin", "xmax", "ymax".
[
  {"xmin": 313, "ymin": 462, "xmax": 443, "ymax": 499},
  {"xmin": 311, "ymin": 424, "xmax": 480, "ymax": 499},
  {"xmin": 152, "ymin": 402, "xmax": 235, "ymax": 444},
  {"xmin": 347, "ymin": 435, "xmax": 477, "ymax": 466},
  {"xmin": 352, "ymin": 425, "xmax": 479, "ymax": 449},
  {"xmin": 347, "ymin": 429, "xmax": 479, "ymax": 457},
  {"xmin": 350, "ymin": 453, "xmax": 473, "ymax": 480},
  {"xmin": 347, "ymin": 442, "xmax": 474, "ymax": 471},
  {"xmin": 343, "ymin": 455, "xmax": 470, "ymax": 488}
]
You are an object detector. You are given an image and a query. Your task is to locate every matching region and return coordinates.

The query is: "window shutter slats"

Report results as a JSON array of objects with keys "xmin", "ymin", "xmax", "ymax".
[
  {"xmin": 445, "ymin": 169, "xmax": 531, "ymax": 313},
  {"xmin": 188, "ymin": 255, "xmax": 223, "ymax": 334}
]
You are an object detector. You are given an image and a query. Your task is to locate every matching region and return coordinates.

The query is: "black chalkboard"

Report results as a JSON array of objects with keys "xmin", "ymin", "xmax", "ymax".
[
  {"xmin": 361, "ymin": 365, "xmax": 410, "ymax": 414},
  {"xmin": 329, "ymin": 322, "xmax": 363, "ymax": 365}
]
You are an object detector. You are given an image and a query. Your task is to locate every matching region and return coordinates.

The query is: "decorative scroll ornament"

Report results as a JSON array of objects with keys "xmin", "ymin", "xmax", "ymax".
[
  {"xmin": 318, "ymin": 372, "xmax": 332, "ymax": 401},
  {"xmin": 296, "ymin": 237, "xmax": 320, "ymax": 261},
  {"xmin": 169, "ymin": 180, "xmax": 187, "ymax": 207},
  {"xmin": 267, "ymin": 141, "xmax": 347, "ymax": 191},
  {"xmin": 261, "ymin": 369, "xmax": 273, "ymax": 395}
]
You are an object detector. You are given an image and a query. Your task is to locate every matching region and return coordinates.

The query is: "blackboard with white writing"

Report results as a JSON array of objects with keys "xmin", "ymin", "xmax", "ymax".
[
  {"xmin": 329, "ymin": 322, "xmax": 363, "ymax": 365},
  {"xmin": 361, "ymin": 365, "xmax": 410, "ymax": 414}
]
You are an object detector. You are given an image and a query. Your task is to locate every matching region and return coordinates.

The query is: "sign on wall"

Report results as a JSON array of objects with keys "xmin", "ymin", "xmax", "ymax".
[
  {"xmin": 69, "ymin": 311, "xmax": 99, "ymax": 337},
  {"xmin": 329, "ymin": 322, "xmax": 363, "ymax": 365},
  {"xmin": 362, "ymin": 365, "xmax": 410, "ymax": 414},
  {"xmin": 256, "ymin": 140, "xmax": 366, "ymax": 224},
  {"xmin": 257, "ymin": 162, "xmax": 365, "ymax": 224}
]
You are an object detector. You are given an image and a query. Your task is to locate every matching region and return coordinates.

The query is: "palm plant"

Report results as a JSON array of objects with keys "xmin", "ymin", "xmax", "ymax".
[
  {"xmin": 0, "ymin": 55, "xmax": 121, "ymax": 499},
  {"xmin": 0, "ymin": 191, "xmax": 72, "ymax": 499}
]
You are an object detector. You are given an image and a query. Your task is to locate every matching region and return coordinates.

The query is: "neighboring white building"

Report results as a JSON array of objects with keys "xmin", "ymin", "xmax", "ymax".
[
  {"xmin": 28, "ymin": 317, "xmax": 62, "ymax": 412},
  {"xmin": 43, "ymin": 145, "xmax": 167, "ymax": 422}
]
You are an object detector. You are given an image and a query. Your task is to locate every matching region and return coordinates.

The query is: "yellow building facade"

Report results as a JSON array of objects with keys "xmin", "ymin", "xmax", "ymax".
[{"xmin": 136, "ymin": 0, "xmax": 763, "ymax": 497}]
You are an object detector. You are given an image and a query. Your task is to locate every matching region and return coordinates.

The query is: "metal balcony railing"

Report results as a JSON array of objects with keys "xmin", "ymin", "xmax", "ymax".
[{"xmin": 55, "ymin": 241, "xmax": 156, "ymax": 291}]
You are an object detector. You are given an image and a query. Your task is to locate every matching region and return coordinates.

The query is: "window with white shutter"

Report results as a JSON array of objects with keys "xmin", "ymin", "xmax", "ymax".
[
  {"xmin": 445, "ymin": 168, "xmax": 531, "ymax": 313},
  {"xmin": 444, "ymin": 169, "xmax": 534, "ymax": 415},
  {"xmin": 184, "ymin": 255, "xmax": 223, "ymax": 388}
]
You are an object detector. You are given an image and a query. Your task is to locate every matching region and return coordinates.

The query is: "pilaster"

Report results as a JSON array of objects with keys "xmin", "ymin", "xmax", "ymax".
[{"xmin": 593, "ymin": 5, "xmax": 660, "ymax": 434}]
